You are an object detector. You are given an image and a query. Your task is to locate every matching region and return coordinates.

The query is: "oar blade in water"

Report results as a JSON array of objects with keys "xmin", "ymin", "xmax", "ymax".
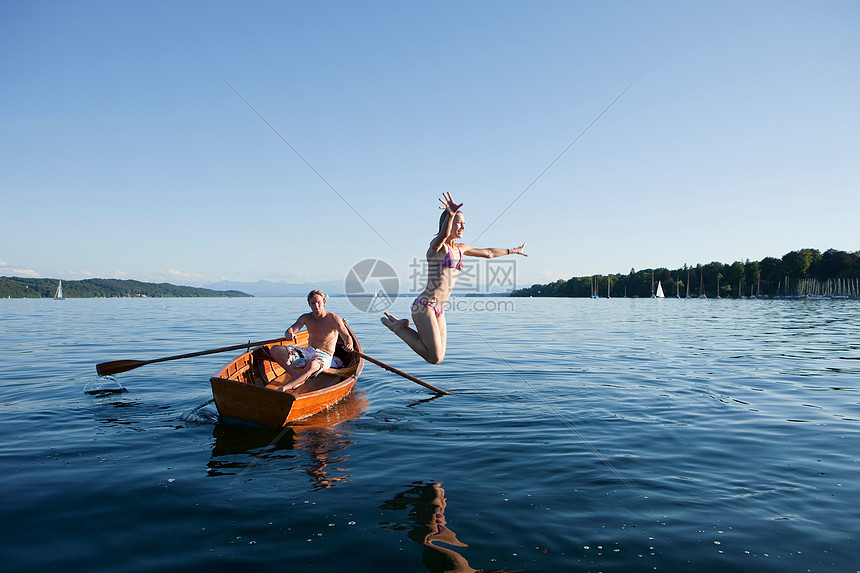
[{"xmin": 96, "ymin": 360, "xmax": 147, "ymax": 377}]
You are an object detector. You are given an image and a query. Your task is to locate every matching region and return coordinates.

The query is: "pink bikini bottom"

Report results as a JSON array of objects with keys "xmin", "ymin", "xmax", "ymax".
[{"xmin": 412, "ymin": 297, "xmax": 443, "ymax": 318}]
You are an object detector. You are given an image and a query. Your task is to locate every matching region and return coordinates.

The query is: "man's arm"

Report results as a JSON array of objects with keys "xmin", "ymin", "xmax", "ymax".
[
  {"xmin": 334, "ymin": 315, "xmax": 354, "ymax": 352},
  {"xmin": 285, "ymin": 314, "xmax": 309, "ymax": 341}
]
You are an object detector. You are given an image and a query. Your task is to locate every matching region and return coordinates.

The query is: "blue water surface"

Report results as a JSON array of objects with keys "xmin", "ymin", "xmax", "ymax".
[{"xmin": 1, "ymin": 297, "xmax": 858, "ymax": 572}]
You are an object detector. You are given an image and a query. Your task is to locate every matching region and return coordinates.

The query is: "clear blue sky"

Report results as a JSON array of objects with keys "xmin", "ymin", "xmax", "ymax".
[{"xmin": 2, "ymin": 1, "xmax": 858, "ymax": 291}]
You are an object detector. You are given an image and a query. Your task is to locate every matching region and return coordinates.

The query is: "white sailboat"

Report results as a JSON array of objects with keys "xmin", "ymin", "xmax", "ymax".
[
  {"xmin": 655, "ymin": 281, "xmax": 665, "ymax": 298},
  {"xmin": 685, "ymin": 268, "xmax": 692, "ymax": 299},
  {"xmin": 55, "ymin": 280, "xmax": 64, "ymax": 300}
]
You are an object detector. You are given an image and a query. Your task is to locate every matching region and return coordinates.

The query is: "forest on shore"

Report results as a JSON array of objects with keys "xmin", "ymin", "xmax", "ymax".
[
  {"xmin": 0, "ymin": 277, "xmax": 251, "ymax": 298},
  {"xmin": 511, "ymin": 248, "xmax": 860, "ymax": 299}
]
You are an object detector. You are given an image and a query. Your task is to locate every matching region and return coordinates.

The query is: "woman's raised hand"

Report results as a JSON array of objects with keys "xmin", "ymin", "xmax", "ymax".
[{"xmin": 439, "ymin": 192, "xmax": 463, "ymax": 215}]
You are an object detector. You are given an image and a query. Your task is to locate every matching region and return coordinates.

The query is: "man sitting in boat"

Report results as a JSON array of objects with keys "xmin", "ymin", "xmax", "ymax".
[{"xmin": 266, "ymin": 290, "xmax": 354, "ymax": 392}]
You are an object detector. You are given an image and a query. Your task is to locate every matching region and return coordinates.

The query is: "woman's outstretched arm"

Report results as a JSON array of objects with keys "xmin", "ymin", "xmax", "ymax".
[{"xmin": 461, "ymin": 242, "xmax": 527, "ymax": 259}]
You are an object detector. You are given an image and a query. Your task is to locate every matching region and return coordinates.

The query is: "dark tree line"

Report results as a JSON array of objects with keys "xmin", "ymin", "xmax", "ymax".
[
  {"xmin": 511, "ymin": 248, "xmax": 860, "ymax": 299},
  {"xmin": 0, "ymin": 277, "xmax": 251, "ymax": 298}
]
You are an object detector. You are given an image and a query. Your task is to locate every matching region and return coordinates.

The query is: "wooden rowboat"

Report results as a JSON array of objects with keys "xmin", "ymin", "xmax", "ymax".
[{"xmin": 209, "ymin": 325, "xmax": 363, "ymax": 428}]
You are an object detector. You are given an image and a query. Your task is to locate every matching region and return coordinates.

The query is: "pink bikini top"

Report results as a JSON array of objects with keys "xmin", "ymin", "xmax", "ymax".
[{"xmin": 438, "ymin": 245, "xmax": 463, "ymax": 270}]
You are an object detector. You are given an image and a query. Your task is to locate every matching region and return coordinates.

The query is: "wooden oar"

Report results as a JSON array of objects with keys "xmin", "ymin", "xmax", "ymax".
[
  {"xmin": 96, "ymin": 337, "xmax": 288, "ymax": 377},
  {"xmin": 356, "ymin": 351, "xmax": 452, "ymax": 395}
]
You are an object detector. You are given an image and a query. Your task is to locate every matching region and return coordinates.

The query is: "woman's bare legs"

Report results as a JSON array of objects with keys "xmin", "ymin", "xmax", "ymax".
[{"xmin": 382, "ymin": 305, "xmax": 447, "ymax": 364}]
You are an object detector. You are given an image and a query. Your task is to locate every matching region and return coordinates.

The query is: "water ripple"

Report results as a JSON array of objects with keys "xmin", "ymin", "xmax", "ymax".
[{"xmin": 1, "ymin": 297, "xmax": 859, "ymax": 571}]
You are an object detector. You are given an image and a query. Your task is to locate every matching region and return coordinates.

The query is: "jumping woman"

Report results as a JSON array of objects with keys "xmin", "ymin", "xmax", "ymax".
[{"xmin": 381, "ymin": 192, "xmax": 527, "ymax": 363}]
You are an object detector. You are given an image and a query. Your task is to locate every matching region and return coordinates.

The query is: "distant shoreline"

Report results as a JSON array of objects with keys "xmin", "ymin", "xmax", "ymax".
[
  {"xmin": 0, "ymin": 275, "xmax": 522, "ymax": 300},
  {"xmin": 512, "ymin": 247, "xmax": 858, "ymax": 299},
  {"xmin": 0, "ymin": 277, "xmax": 251, "ymax": 299}
]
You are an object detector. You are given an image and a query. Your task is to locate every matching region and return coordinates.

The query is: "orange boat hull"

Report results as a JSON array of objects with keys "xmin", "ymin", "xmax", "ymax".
[{"xmin": 210, "ymin": 327, "xmax": 363, "ymax": 428}]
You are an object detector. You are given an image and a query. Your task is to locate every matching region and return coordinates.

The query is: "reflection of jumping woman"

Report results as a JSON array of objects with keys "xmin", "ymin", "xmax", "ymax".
[{"xmin": 381, "ymin": 193, "xmax": 527, "ymax": 364}]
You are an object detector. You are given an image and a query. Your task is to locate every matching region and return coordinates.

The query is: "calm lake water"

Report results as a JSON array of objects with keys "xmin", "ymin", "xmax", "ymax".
[{"xmin": 1, "ymin": 296, "xmax": 858, "ymax": 572}]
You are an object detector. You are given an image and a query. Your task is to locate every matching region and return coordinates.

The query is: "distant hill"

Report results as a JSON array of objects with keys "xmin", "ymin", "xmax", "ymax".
[
  {"xmin": 0, "ymin": 277, "xmax": 251, "ymax": 298},
  {"xmin": 205, "ymin": 279, "xmax": 343, "ymax": 297}
]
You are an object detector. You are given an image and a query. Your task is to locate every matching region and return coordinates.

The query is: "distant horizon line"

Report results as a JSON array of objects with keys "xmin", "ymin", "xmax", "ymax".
[{"xmin": 0, "ymin": 276, "xmax": 515, "ymax": 297}]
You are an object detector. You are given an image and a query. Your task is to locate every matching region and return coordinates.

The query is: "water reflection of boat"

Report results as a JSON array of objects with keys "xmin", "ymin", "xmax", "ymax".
[
  {"xmin": 209, "ymin": 421, "xmax": 297, "ymax": 463},
  {"xmin": 207, "ymin": 391, "xmax": 367, "ymax": 488},
  {"xmin": 381, "ymin": 482, "xmax": 516, "ymax": 573}
]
